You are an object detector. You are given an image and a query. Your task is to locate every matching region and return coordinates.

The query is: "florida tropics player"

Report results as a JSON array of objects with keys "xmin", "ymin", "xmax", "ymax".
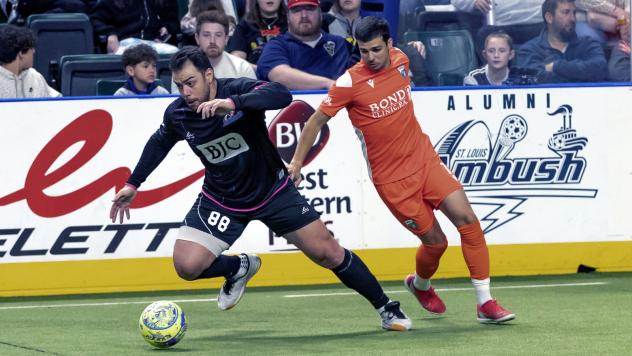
[
  {"xmin": 288, "ymin": 17, "xmax": 515, "ymax": 324},
  {"xmin": 109, "ymin": 46, "xmax": 412, "ymax": 331}
]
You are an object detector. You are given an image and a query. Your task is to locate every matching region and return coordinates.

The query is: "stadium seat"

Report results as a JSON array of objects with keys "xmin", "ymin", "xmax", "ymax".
[
  {"xmin": 59, "ymin": 55, "xmax": 126, "ymax": 96},
  {"xmin": 361, "ymin": 0, "xmax": 401, "ymax": 44},
  {"xmin": 96, "ymin": 79, "xmax": 167, "ymax": 96},
  {"xmin": 416, "ymin": 10, "xmax": 485, "ymax": 32},
  {"xmin": 26, "ymin": 13, "xmax": 94, "ymax": 88},
  {"xmin": 157, "ymin": 54, "xmax": 173, "ymax": 91},
  {"xmin": 403, "ymin": 30, "xmax": 478, "ymax": 86}
]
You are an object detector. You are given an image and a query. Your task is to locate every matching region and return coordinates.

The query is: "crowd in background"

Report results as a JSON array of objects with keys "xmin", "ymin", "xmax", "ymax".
[{"xmin": 0, "ymin": 0, "xmax": 630, "ymax": 99}]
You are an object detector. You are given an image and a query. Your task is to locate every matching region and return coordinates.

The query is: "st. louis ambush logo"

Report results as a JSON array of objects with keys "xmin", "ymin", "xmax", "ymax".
[{"xmin": 435, "ymin": 104, "xmax": 597, "ymax": 233}]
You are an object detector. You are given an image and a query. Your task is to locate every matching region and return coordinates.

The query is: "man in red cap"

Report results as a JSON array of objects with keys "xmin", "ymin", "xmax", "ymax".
[{"xmin": 256, "ymin": 0, "xmax": 353, "ymax": 89}]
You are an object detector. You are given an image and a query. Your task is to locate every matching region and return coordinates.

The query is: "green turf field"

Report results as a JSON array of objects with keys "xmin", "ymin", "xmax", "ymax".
[{"xmin": 1, "ymin": 272, "xmax": 631, "ymax": 355}]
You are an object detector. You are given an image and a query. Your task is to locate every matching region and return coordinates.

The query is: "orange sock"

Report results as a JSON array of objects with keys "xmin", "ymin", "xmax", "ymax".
[
  {"xmin": 458, "ymin": 221, "xmax": 490, "ymax": 280},
  {"xmin": 415, "ymin": 241, "xmax": 448, "ymax": 279}
]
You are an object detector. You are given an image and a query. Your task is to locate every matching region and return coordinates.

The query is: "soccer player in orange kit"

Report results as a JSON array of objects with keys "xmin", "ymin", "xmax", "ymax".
[{"xmin": 288, "ymin": 16, "xmax": 515, "ymax": 323}]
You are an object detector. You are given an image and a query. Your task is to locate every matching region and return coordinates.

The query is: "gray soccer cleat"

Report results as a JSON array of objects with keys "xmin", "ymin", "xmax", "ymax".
[
  {"xmin": 217, "ymin": 254, "xmax": 261, "ymax": 311},
  {"xmin": 379, "ymin": 301, "xmax": 412, "ymax": 331}
]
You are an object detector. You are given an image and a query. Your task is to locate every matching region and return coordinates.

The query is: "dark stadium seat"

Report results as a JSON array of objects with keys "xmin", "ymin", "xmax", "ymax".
[
  {"xmin": 415, "ymin": 10, "xmax": 485, "ymax": 31},
  {"xmin": 157, "ymin": 54, "xmax": 173, "ymax": 91},
  {"xmin": 60, "ymin": 54, "xmax": 173, "ymax": 96},
  {"xmin": 59, "ymin": 54, "xmax": 126, "ymax": 96},
  {"xmin": 27, "ymin": 13, "xmax": 94, "ymax": 88},
  {"xmin": 96, "ymin": 79, "xmax": 167, "ymax": 96},
  {"xmin": 403, "ymin": 30, "xmax": 478, "ymax": 86}
]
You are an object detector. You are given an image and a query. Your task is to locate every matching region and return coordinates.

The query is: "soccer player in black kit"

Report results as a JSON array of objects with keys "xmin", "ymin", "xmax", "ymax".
[{"xmin": 109, "ymin": 46, "xmax": 411, "ymax": 331}]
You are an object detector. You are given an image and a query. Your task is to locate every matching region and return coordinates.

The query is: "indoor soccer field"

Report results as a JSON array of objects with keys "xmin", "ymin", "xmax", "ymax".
[{"xmin": 1, "ymin": 272, "xmax": 631, "ymax": 355}]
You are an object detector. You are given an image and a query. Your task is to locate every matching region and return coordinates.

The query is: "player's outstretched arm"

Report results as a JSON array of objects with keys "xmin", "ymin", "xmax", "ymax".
[
  {"xmin": 109, "ymin": 185, "xmax": 137, "ymax": 223},
  {"xmin": 288, "ymin": 109, "xmax": 332, "ymax": 186}
]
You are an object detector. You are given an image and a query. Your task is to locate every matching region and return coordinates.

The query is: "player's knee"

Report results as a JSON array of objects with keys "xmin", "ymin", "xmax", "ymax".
[
  {"xmin": 454, "ymin": 212, "xmax": 478, "ymax": 227},
  {"xmin": 312, "ymin": 236, "xmax": 345, "ymax": 269},
  {"xmin": 419, "ymin": 224, "xmax": 448, "ymax": 245},
  {"xmin": 173, "ymin": 260, "xmax": 203, "ymax": 281}
]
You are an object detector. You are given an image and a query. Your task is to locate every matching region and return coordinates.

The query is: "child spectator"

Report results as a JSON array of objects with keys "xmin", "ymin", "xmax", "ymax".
[
  {"xmin": 114, "ymin": 43, "xmax": 169, "ymax": 95},
  {"xmin": 464, "ymin": 31, "xmax": 515, "ymax": 85},
  {"xmin": 0, "ymin": 24, "xmax": 61, "ymax": 98}
]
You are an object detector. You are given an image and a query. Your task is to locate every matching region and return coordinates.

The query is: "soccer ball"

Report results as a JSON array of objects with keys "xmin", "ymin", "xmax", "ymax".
[{"xmin": 139, "ymin": 301, "xmax": 187, "ymax": 348}]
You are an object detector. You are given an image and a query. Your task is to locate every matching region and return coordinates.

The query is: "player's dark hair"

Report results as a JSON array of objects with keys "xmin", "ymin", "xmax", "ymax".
[
  {"xmin": 196, "ymin": 10, "xmax": 230, "ymax": 35},
  {"xmin": 354, "ymin": 16, "xmax": 391, "ymax": 44},
  {"xmin": 170, "ymin": 46, "xmax": 213, "ymax": 73},
  {"xmin": 542, "ymin": 0, "xmax": 575, "ymax": 23},
  {"xmin": 121, "ymin": 43, "xmax": 159, "ymax": 67},
  {"xmin": 0, "ymin": 24, "xmax": 36, "ymax": 64}
]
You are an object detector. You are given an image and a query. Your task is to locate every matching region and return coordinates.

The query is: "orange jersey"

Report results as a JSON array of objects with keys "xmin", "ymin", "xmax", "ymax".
[{"xmin": 319, "ymin": 47, "xmax": 433, "ymax": 184}]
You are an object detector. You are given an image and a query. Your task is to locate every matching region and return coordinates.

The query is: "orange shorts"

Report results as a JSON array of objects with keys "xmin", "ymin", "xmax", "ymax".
[{"xmin": 374, "ymin": 157, "xmax": 462, "ymax": 235}]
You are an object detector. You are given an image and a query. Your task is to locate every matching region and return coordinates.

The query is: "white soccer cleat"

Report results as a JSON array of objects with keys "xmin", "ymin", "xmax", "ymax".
[
  {"xmin": 379, "ymin": 301, "xmax": 412, "ymax": 331},
  {"xmin": 217, "ymin": 254, "xmax": 261, "ymax": 311}
]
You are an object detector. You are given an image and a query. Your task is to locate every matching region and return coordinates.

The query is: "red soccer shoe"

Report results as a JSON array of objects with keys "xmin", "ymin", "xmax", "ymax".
[
  {"xmin": 477, "ymin": 299, "xmax": 515, "ymax": 324},
  {"xmin": 404, "ymin": 274, "xmax": 446, "ymax": 315}
]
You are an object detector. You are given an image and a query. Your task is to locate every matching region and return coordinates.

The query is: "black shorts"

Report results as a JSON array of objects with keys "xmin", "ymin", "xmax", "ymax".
[{"xmin": 182, "ymin": 181, "xmax": 321, "ymax": 247}]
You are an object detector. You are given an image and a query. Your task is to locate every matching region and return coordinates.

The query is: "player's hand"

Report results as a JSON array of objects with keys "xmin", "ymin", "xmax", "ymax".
[
  {"xmin": 110, "ymin": 185, "xmax": 137, "ymax": 223},
  {"xmin": 197, "ymin": 98, "xmax": 236, "ymax": 119},
  {"xmin": 287, "ymin": 160, "xmax": 303, "ymax": 187},
  {"xmin": 474, "ymin": 0, "xmax": 492, "ymax": 13}
]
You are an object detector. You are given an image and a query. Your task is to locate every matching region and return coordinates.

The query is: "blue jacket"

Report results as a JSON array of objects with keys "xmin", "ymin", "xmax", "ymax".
[
  {"xmin": 516, "ymin": 30, "xmax": 607, "ymax": 83},
  {"xmin": 256, "ymin": 31, "xmax": 352, "ymax": 82}
]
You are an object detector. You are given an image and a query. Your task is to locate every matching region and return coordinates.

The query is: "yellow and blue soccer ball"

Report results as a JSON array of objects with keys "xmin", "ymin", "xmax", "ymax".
[{"xmin": 139, "ymin": 301, "xmax": 187, "ymax": 348}]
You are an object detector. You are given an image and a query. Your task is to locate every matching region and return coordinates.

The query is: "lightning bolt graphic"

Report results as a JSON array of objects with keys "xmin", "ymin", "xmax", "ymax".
[{"xmin": 467, "ymin": 196, "xmax": 527, "ymax": 234}]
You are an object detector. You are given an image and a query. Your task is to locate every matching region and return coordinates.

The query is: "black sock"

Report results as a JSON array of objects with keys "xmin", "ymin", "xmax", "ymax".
[
  {"xmin": 195, "ymin": 255, "xmax": 241, "ymax": 280},
  {"xmin": 332, "ymin": 249, "xmax": 390, "ymax": 309}
]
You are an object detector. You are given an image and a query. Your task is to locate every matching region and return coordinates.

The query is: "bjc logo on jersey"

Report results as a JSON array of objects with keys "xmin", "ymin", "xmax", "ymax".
[
  {"xmin": 268, "ymin": 100, "xmax": 329, "ymax": 165},
  {"xmin": 196, "ymin": 133, "xmax": 249, "ymax": 164}
]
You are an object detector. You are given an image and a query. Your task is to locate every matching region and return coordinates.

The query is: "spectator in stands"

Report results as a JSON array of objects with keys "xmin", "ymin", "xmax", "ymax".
[
  {"xmin": 256, "ymin": 0, "xmax": 352, "ymax": 89},
  {"xmin": 90, "ymin": 0, "xmax": 180, "ymax": 54},
  {"xmin": 114, "ymin": 43, "xmax": 169, "ymax": 96},
  {"xmin": 517, "ymin": 0, "xmax": 608, "ymax": 83},
  {"xmin": 0, "ymin": 24, "xmax": 60, "ymax": 98},
  {"xmin": 196, "ymin": 11, "xmax": 256, "ymax": 79},
  {"xmin": 1, "ymin": 1, "xmax": 17, "ymax": 24},
  {"xmin": 451, "ymin": 0, "xmax": 545, "ymax": 52},
  {"xmin": 323, "ymin": 0, "xmax": 361, "ymax": 44},
  {"xmin": 464, "ymin": 31, "xmax": 515, "ymax": 85},
  {"xmin": 227, "ymin": 0, "xmax": 288, "ymax": 66},
  {"xmin": 575, "ymin": 0, "xmax": 629, "ymax": 43},
  {"xmin": 180, "ymin": 0, "xmax": 229, "ymax": 46},
  {"xmin": 10, "ymin": 1, "xmax": 96, "ymax": 25},
  {"xmin": 608, "ymin": 40, "xmax": 630, "ymax": 80}
]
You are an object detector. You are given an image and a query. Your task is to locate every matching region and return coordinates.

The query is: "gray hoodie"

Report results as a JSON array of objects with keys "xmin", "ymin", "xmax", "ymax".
[
  {"xmin": 327, "ymin": 8, "xmax": 358, "ymax": 41},
  {"xmin": 0, "ymin": 66, "xmax": 61, "ymax": 99}
]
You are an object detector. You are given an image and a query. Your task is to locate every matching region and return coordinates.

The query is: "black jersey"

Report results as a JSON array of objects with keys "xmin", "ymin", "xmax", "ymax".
[{"xmin": 127, "ymin": 78, "xmax": 292, "ymax": 209}]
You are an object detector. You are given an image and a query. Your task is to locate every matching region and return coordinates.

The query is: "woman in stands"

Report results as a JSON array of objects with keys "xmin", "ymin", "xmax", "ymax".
[
  {"xmin": 90, "ymin": 0, "xmax": 180, "ymax": 54},
  {"xmin": 226, "ymin": 0, "xmax": 288, "ymax": 66}
]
